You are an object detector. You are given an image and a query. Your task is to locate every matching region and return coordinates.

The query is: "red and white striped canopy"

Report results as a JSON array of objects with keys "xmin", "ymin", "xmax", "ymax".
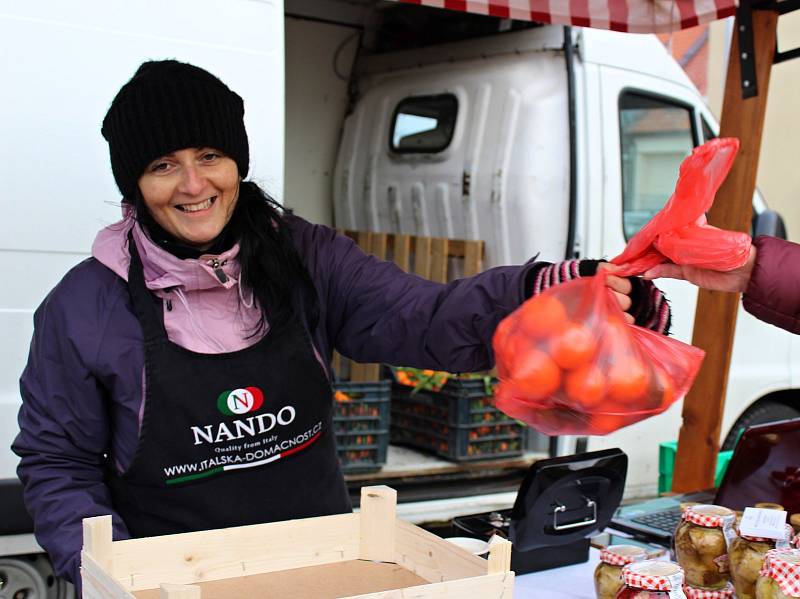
[{"xmin": 397, "ymin": 0, "xmax": 737, "ymax": 33}]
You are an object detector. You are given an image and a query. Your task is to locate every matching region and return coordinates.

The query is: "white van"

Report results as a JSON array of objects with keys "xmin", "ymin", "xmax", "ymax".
[{"xmin": 1, "ymin": 0, "xmax": 796, "ymax": 594}]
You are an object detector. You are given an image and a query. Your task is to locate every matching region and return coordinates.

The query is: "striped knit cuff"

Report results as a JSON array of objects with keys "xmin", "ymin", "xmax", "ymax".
[
  {"xmin": 527, "ymin": 259, "xmax": 602, "ymax": 296},
  {"xmin": 525, "ymin": 260, "xmax": 672, "ymax": 335},
  {"xmin": 629, "ymin": 278, "xmax": 672, "ymax": 335}
]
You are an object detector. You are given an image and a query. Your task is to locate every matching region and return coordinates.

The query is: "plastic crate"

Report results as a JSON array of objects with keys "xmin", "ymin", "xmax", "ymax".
[
  {"xmin": 391, "ymin": 378, "xmax": 515, "ymax": 426},
  {"xmin": 333, "ymin": 381, "xmax": 391, "ymax": 473},
  {"xmin": 658, "ymin": 441, "xmax": 733, "ymax": 494},
  {"xmin": 391, "ymin": 378, "xmax": 524, "ymax": 461}
]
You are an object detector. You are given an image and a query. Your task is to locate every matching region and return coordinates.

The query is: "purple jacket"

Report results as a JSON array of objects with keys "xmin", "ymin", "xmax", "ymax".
[
  {"xmin": 13, "ymin": 215, "xmax": 534, "ymax": 586},
  {"xmin": 743, "ymin": 235, "xmax": 800, "ymax": 333}
]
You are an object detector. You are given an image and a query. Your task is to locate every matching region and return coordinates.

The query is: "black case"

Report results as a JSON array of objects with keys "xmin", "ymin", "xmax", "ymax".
[{"xmin": 452, "ymin": 448, "xmax": 627, "ymax": 574}]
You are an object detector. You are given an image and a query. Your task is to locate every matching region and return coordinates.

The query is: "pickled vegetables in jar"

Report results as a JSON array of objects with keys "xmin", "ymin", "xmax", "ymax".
[
  {"xmin": 618, "ymin": 560, "xmax": 687, "ymax": 599},
  {"xmin": 594, "ymin": 545, "xmax": 647, "ymax": 599},
  {"xmin": 755, "ymin": 548, "xmax": 800, "ymax": 598},
  {"xmin": 674, "ymin": 505, "xmax": 736, "ymax": 590},
  {"xmin": 730, "ymin": 524, "xmax": 793, "ymax": 599}
]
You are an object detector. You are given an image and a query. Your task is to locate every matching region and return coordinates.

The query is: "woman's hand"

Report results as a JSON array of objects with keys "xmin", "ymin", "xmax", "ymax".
[
  {"xmin": 598, "ymin": 263, "xmax": 634, "ymax": 324},
  {"xmin": 641, "ymin": 245, "xmax": 757, "ymax": 294}
]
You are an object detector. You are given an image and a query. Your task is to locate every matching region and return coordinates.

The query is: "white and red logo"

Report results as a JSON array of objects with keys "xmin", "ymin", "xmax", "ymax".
[{"xmin": 217, "ymin": 387, "xmax": 264, "ymax": 416}]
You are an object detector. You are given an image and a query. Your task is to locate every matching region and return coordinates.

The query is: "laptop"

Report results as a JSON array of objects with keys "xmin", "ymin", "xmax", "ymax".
[{"xmin": 610, "ymin": 417, "xmax": 800, "ymax": 547}]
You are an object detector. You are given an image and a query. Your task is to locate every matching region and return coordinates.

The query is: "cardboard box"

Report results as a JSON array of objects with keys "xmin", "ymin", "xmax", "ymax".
[{"xmin": 81, "ymin": 486, "xmax": 514, "ymax": 598}]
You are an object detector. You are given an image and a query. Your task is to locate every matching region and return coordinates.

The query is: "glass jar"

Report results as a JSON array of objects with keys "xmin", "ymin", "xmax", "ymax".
[
  {"xmin": 730, "ymin": 525, "xmax": 794, "ymax": 599},
  {"xmin": 790, "ymin": 514, "xmax": 800, "ymax": 537},
  {"xmin": 594, "ymin": 545, "xmax": 648, "ymax": 599},
  {"xmin": 683, "ymin": 582, "xmax": 734, "ymax": 599},
  {"xmin": 755, "ymin": 548, "xmax": 800, "ymax": 599},
  {"xmin": 617, "ymin": 560, "xmax": 687, "ymax": 599},
  {"xmin": 755, "ymin": 503, "xmax": 785, "ymax": 512},
  {"xmin": 674, "ymin": 504, "xmax": 735, "ymax": 590}
]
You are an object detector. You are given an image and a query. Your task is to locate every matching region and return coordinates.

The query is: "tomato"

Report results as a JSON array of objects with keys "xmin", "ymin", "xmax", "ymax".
[
  {"xmin": 590, "ymin": 412, "xmax": 635, "ymax": 434},
  {"xmin": 607, "ymin": 356, "xmax": 650, "ymax": 403},
  {"xmin": 510, "ymin": 348, "xmax": 561, "ymax": 399},
  {"xmin": 518, "ymin": 295, "xmax": 568, "ymax": 339},
  {"xmin": 550, "ymin": 322, "xmax": 597, "ymax": 370},
  {"xmin": 565, "ymin": 364, "xmax": 606, "ymax": 408},
  {"xmin": 655, "ymin": 366, "xmax": 676, "ymax": 409}
]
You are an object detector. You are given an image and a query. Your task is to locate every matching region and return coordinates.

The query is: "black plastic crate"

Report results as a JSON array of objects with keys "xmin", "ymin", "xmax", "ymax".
[
  {"xmin": 390, "ymin": 410, "xmax": 524, "ymax": 461},
  {"xmin": 391, "ymin": 378, "xmax": 515, "ymax": 427},
  {"xmin": 333, "ymin": 381, "xmax": 391, "ymax": 473}
]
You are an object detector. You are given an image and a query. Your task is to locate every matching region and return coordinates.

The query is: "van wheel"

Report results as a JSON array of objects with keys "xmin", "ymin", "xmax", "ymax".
[
  {"xmin": 0, "ymin": 555, "xmax": 74, "ymax": 598},
  {"xmin": 721, "ymin": 400, "xmax": 800, "ymax": 451}
]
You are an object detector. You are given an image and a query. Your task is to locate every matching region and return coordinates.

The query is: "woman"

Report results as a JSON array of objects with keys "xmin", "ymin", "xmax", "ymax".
[
  {"xmin": 12, "ymin": 60, "xmax": 671, "ymax": 589},
  {"xmin": 644, "ymin": 237, "xmax": 799, "ymax": 334}
]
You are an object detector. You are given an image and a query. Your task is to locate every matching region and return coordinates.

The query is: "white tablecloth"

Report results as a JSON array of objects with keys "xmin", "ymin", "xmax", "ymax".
[{"xmin": 514, "ymin": 547, "xmax": 601, "ymax": 598}]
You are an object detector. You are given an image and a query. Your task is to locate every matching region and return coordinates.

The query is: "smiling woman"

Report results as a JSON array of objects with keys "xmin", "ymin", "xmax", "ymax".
[{"xmin": 138, "ymin": 148, "xmax": 240, "ymax": 249}]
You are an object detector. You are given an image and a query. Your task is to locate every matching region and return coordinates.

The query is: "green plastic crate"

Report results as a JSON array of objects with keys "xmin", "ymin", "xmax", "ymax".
[{"xmin": 658, "ymin": 441, "xmax": 733, "ymax": 494}]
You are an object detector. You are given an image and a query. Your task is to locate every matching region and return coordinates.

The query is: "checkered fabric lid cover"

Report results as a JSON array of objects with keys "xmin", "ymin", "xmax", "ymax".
[
  {"xmin": 740, "ymin": 523, "xmax": 795, "ymax": 544},
  {"xmin": 792, "ymin": 533, "xmax": 800, "ymax": 549},
  {"xmin": 759, "ymin": 548, "xmax": 800, "ymax": 597},
  {"xmin": 683, "ymin": 505, "xmax": 736, "ymax": 528},
  {"xmin": 600, "ymin": 545, "xmax": 648, "ymax": 566},
  {"xmin": 622, "ymin": 560, "xmax": 684, "ymax": 592},
  {"xmin": 682, "ymin": 582, "xmax": 734, "ymax": 599}
]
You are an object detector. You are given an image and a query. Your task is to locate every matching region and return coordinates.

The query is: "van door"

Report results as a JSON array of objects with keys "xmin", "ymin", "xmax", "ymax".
[
  {"xmin": 588, "ymin": 66, "xmax": 792, "ymax": 496},
  {"xmin": 335, "ymin": 46, "xmax": 572, "ymax": 269}
]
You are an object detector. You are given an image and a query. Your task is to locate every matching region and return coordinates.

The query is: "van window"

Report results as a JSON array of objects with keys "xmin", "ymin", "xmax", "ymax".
[
  {"xmin": 619, "ymin": 93, "xmax": 696, "ymax": 239},
  {"xmin": 390, "ymin": 94, "xmax": 458, "ymax": 154}
]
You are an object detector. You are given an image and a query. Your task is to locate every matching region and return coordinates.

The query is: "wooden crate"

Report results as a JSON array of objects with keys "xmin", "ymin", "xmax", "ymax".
[
  {"xmin": 333, "ymin": 231, "xmax": 485, "ymax": 383},
  {"xmin": 81, "ymin": 486, "xmax": 514, "ymax": 599}
]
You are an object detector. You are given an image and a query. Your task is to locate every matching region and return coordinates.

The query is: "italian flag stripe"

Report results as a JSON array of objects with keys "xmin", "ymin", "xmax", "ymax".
[
  {"xmin": 165, "ymin": 430, "xmax": 323, "ymax": 485},
  {"xmin": 166, "ymin": 466, "xmax": 224, "ymax": 485}
]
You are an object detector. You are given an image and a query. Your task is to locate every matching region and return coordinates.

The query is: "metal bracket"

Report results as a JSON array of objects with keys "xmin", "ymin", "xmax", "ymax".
[
  {"xmin": 552, "ymin": 498, "xmax": 597, "ymax": 531},
  {"xmin": 737, "ymin": 0, "xmax": 759, "ymax": 99}
]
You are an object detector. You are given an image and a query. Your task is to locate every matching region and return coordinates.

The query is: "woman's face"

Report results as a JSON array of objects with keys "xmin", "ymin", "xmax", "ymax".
[{"xmin": 138, "ymin": 147, "xmax": 239, "ymax": 249}]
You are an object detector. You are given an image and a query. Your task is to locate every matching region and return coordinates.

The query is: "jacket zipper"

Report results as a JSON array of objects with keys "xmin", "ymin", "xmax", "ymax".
[{"xmin": 209, "ymin": 258, "xmax": 228, "ymax": 284}]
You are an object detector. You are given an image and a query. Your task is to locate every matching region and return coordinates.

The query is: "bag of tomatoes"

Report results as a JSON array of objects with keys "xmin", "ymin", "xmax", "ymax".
[
  {"xmin": 492, "ymin": 272, "xmax": 705, "ymax": 435},
  {"xmin": 493, "ymin": 138, "xmax": 749, "ymax": 435}
]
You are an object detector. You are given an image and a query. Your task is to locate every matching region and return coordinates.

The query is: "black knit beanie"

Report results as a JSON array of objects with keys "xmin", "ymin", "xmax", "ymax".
[{"xmin": 101, "ymin": 60, "xmax": 249, "ymax": 200}]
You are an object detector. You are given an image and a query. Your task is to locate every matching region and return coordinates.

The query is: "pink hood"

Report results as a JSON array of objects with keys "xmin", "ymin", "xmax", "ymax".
[{"xmin": 92, "ymin": 216, "xmax": 263, "ymax": 353}]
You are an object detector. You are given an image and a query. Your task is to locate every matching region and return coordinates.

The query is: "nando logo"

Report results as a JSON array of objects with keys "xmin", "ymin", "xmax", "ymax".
[{"xmin": 216, "ymin": 387, "xmax": 264, "ymax": 416}]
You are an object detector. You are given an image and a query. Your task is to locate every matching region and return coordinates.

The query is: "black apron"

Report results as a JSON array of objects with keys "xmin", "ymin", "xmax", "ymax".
[{"xmin": 107, "ymin": 236, "xmax": 351, "ymax": 537}]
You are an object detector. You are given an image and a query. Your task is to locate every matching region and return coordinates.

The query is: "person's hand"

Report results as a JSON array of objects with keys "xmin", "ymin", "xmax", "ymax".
[
  {"xmin": 598, "ymin": 263, "xmax": 634, "ymax": 324},
  {"xmin": 641, "ymin": 245, "xmax": 757, "ymax": 294}
]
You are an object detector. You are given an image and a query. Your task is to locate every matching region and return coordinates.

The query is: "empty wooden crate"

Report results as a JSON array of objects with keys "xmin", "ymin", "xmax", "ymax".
[{"xmin": 81, "ymin": 485, "xmax": 514, "ymax": 598}]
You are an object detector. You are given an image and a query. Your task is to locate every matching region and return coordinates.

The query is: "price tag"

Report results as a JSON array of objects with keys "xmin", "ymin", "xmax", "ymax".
[{"xmin": 739, "ymin": 507, "xmax": 788, "ymax": 540}]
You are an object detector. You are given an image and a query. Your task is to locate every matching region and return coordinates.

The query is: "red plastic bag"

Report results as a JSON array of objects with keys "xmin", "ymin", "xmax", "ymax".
[
  {"xmin": 612, "ymin": 137, "xmax": 751, "ymax": 276},
  {"xmin": 494, "ymin": 272, "xmax": 705, "ymax": 435},
  {"xmin": 493, "ymin": 138, "xmax": 752, "ymax": 436}
]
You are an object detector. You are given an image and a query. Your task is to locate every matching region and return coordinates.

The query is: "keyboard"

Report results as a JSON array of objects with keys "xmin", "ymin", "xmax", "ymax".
[{"xmin": 630, "ymin": 508, "xmax": 682, "ymax": 533}]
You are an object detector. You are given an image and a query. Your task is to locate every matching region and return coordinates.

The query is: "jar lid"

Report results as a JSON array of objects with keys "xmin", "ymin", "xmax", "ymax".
[
  {"xmin": 756, "ymin": 502, "xmax": 785, "ymax": 511},
  {"xmin": 622, "ymin": 560, "xmax": 684, "ymax": 591},
  {"xmin": 683, "ymin": 505, "xmax": 736, "ymax": 528},
  {"xmin": 759, "ymin": 548, "xmax": 800, "ymax": 597},
  {"xmin": 682, "ymin": 582, "xmax": 734, "ymax": 599},
  {"xmin": 600, "ymin": 545, "xmax": 648, "ymax": 566}
]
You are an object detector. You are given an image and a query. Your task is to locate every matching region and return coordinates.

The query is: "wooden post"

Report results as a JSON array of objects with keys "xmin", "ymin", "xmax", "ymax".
[
  {"xmin": 359, "ymin": 485, "xmax": 396, "ymax": 563},
  {"xmin": 487, "ymin": 535, "xmax": 512, "ymax": 575},
  {"xmin": 160, "ymin": 583, "xmax": 201, "ymax": 598},
  {"xmin": 82, "ymin": 515, "xmax": 113, "ymax": 573},
  {"xmin": 672, "ymin": 8, "xmax": 778, "ymax": 492}
]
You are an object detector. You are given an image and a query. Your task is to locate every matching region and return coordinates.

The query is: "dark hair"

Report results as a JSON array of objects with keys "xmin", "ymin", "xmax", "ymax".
[{"xmin": 127, "ymin": 181, "xmax": 320, "ymax": 336}]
